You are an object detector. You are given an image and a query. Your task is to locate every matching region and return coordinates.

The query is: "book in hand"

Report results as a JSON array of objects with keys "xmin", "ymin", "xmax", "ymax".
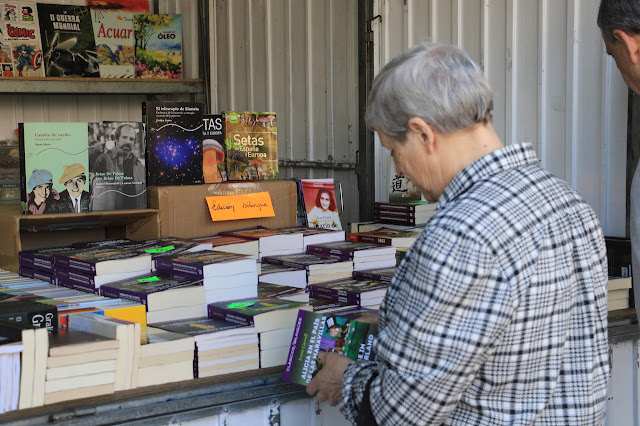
[
  {"xmin": 54, "ymin": 246, "xmax": 152, "ymax": 275},
  {"xmin": 2, "ymin": 1, "xmax": 45, "ymax": 78},
  {"xmin": 207, "ymin": 297, "xmax": 312, "ymax": 333},
  {"xmin": 282, "ymin": 309, "xmax": 378, "ymax": 385},
  {"xmin": 37, "ymin": 3, "xmax": 100, "ymax": 77},
  {"xmin": 154, "ymin": 250, "xmax": 256, "ymax": 279},
  {"xmin": 134, "ymin": 13, "xmax": 182, "ymax": 79},
  {"xmin": 348, "ymin": 226, "xmax": 422, "ymax": 249},
  {"xmin": 143, "ymin": 101, "xmax": 204, "ymax": 186},
  {"xmin": 202, "ymin": 114, "xmax": 227, "ymax": 183},
  {"xmin": 306, "ymin": 240, "xmax": 396, "ymax": 261},
  {"xmin": 222, "ymin": 111, "xmax": 278, "ymax": 181}
]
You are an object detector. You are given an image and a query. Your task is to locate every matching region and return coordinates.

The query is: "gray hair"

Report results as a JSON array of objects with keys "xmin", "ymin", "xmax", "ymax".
[
  {"xmin": 597, "ymin": 0, "xmax": 640, "ymax": 41},
  {"xmin": 365, "ymin": 43, "xmax": 493, "ymax": 140}
]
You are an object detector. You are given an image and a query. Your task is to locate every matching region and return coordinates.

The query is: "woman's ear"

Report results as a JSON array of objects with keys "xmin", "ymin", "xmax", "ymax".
[
  {"xmin": 613, "ymin": 29, "xmax": 640, "ymax": 64},
  {"xmin": 407, "ymin": 117, "xmax": 437, "ymax": 153}
]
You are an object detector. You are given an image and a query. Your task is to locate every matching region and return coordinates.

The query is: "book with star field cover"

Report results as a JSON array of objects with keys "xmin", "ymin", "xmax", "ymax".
[{"xmin": 143, "ymin": 101, "xmax": 204, "ymax": 186}]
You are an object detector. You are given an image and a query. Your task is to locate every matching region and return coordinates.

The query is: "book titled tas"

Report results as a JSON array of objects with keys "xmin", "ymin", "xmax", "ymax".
[
  {"xmin": 143, "ymin": 101, "xmax": 204, "ymax": 186},
  {"xmin": 282, "ymin": 309, "xmax": 378, "ymax": 386},
  {"xmin": 134, "ymin": 13, "xmax": 182, "ymax": 79},
  {"xmin": 37, "ymin": 3, "xmax": 100, "ymax": 77},
  {"xmin": 1, "ymin": 1, "xmax": 45, "ymax": 77},
  {"xmin": 202, "ymin": 114, "xmax": 227, "ymax": 183},
  {"xmin": 222, "ymin": 111, "xmax": 278, "ymax": 181}
]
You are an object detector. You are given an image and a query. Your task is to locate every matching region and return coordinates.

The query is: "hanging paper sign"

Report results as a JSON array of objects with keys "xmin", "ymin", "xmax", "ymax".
[{"xmin": 205, "ymin": 191, "xmax": 275, "ymax": 221}]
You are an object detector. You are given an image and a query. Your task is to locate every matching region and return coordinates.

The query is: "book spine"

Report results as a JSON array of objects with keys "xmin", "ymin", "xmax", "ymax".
[
  {"xmin": 18, "ymin": 123, "xmax": 26, "ymax": 211},
  {"xmin": 55, "ymin": 256, "xmax": 96, "ymax": 274},
  {"xmin": 373, "ymin": 215, "xmax": 418, "ymax": 226},
  {"xmin": 351, "ymin": 271, "xmax": 392, "ymax": 283},
  {"xmin": 374, "ymin": 202, "xmax": 419, "ymax": 212},
  {"xmin": 308, "ymin": 286, "xmax": 361, "ymax": 300},
  {"xmin": 373, "ymin": 209, "xmax": 417, "ymax": 218},
  {"xmin": 19, "ymin": 267, "xmax": 56, "ymax": 284},
  {"xmin": 155, "ymin": 260, "xmax": 204, "ymax": 279},
  {"xmin": 282, "ymin": 310, "xmax": 306, "ymax": 383},
  {"xmin": 19, "ymin": 252, "xmax": 55, "ymax": 273},
  {"xmin": 55, "ymin": 268, "xmax": 95, "ymax": 287},
  {"xmin": 56, "ymin": 277, "xmax": 97, "ymax": 294},
  {"xmin": 309, "ymin": 291, "xmax": 362, "ymax": 305},
  {"xmin": 347, "ymin": 234, "xmax": 392, "ymax": 246},
  {"xmin": 100, "ymin": 287, "xmax": 148, "ymax": 307},
  {"xmin": 206, "ymin": 304, "xmax": 253, "ymax": 327},
  {"xmin": 261, "ymin": 257, "xmax": 308, "ymax": 271},
  {"xmin": 306, "ymin": 246, "xmax": 354, "ymax": 260}
]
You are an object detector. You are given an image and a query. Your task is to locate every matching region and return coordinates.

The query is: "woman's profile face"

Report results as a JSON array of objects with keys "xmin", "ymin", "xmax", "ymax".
[
  {"xmin": 33, "ymin": 184, "xmax": 50, "ymax": 203},
  {"xmin": 320, "ymin": 192, "xmax": 331, "ymax": 211}
]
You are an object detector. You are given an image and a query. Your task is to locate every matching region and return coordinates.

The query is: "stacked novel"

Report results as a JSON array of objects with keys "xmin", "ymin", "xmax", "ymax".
[
  {"xmin": 258, "ymin": 282, "xmax": 309, "ymax": 303},
  {"xmin": 207, "ymin": 297, "xmax": 312, "ymax": 368},
  {"xmin": 188, "ymin": 235, "xmax": 259, "ymax": 259},
  {"xmin": 352, "ymin": 267, "xmax": 396, "ymax": 283},
  {"xmin": 136, "ymin": 326, "xmax": 195, "ymax": 387},
  {"xmin": 154, "ymin": 250, "xmax": 258, "ymax": 305},
  {"xmin": 604, "ymin": 237, "xmax": 632, "ymax": 312},
  {"xmin": 219, "ymin": 226, "xmax": 304, "ymax": 259},
  {"xmin": 305, "ymin": 240, "xmax": 396, "ymax": 271},
  {"xmin": 374, "ymin": 201, "xmax": 437, "ymax": 227},
  {"xmin": 258, "ymin": 263, "xmax": 307, "ymax": 289},
  {"xmin": 608, "ymin": 277, "xmax": 632, "ymax": 311},
  {"xmin": 150, "ymin": 317, "xmax": 259, "ymax": 378},
  {"xmin": 277, "ymin": 226, "xmax": 346, "ymax": 251},
  {"xmin": 348, "ymin": 226, "xmax": 422, "ymax": 250},
  {"xmin": 261, "ymin": 252, "xmax": 353, "ymax": 285},
  {"xmin": 19, "ymin": 246, "xmax": 79, "ymax": 284},
  {"xmin": 308, "ymin": 278, "xmax": 389, "ymax": 309},
  {"xmin": 99, "ymin": 272, "xmax": 205, "ymax": 324},
  {"xmin": 282, "ymin": 308, "xmax": 379, "ymax": 386},
  {"xmin": 44, "ymin": 330, "xmax": 119, "ymax": 405}
]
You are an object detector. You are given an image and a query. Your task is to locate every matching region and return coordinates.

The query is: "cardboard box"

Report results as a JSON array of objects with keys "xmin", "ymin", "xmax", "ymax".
[
  {"xmin": 0, "ymin": 205, "xmax": 159, "ymax": 272},
  {"xmin": 128, "ymin": 181, "xmax": 297, "ymax": 239}
]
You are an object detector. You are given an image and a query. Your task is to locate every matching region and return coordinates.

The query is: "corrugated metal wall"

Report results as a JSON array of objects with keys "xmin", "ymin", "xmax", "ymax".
[
  {"xmin": 371, "ymin": 0, "xmax": 628, "ymax": 238},
  {"xmin": 209, "ymin": 0, "xmax": 360, "ymax": 228}
]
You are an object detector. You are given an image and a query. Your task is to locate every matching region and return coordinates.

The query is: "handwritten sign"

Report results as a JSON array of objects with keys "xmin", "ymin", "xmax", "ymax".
[{"xmin": 205, "ymin": 192, "xmax": 275, "ymax": 221}]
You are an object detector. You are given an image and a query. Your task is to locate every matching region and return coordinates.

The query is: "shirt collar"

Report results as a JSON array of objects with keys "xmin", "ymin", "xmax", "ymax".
[{"xmin": 437, "ymin": 143, "xmax": 539, "ymax": 209}]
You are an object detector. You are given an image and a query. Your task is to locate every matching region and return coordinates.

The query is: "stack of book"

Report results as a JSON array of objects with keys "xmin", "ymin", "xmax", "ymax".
[
  {"xmin": 608, "ymin": 276, "xmax": 632, "ymax": 311},
  {"xmin": 207, "ymin": 297, "xmax": 312, "ymax": 368},
  {"xmin": 136, "ymin": 326, "xmax": 195, "ymax": 387},
  {"xmin": 308, "ymin": 278, "xmax": 389, "ymax": 309},
  {"xmin": 154, "ymin": 250, "xmax": 258, "ymax": 304},
  {"xmin": 0, "ymin": 339, "xmax": 23, "ymax": 414},
  {"xmin": 277, "ymin": 226, "xmax": 346, "ymax": 251},
  {"xmin": 44, "ymin": 330, "xmax": 119, "ymax": 405},
  {"xmin": 258, "ymin": 282, "xmax": 309, "ymax": 303},
  {"xmin": 348, "ymin": 226, "xmax": 422, "ymax": 250},
  {"xmin": 150, "ymin": 317, "xmax": 259, "ymax": 378},
  {"xmin": 258, "ymin": 263, "xmax": 308, "ymax": 289},
  {"xmin": 306, "ymin": 240, "xmax": 396, "ymax": 271},
  {"xmin": 19, "ymin": 246, "xmax": 78, "ymax": 284},
  {"xmin": 352, "ymin": 267, "xmax": 396, "ymax": 283},
  {"xmin": 261, "ymin": 253, "xmax": 354, "ymax": 286},
  {"xmin": 99, "ymin": 272, "xmax": 206, "ymax": 324},
  {"xmin": 374, "ymin": 201, "xmax": 437, "ymax": 227},
  {"xmin": 188, "ymin": 235, "xmax": 260, "ymax": 259},
  {"xmin": 219, "ymin": 226, "xmax": 304, "ymax": 259}
]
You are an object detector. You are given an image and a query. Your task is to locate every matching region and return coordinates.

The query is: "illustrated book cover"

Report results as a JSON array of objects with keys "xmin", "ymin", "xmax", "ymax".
[
  {"xmin": 202, "ymin": 114, "xmax": 227, "ymax": 183},
  {"xmin": 36, "ymin": 3, "xmax": 100, "ymax": 77},
  {"xmin": 134, "ymin": 13, "xmax": 182, "ymax": 79},
  {"xmin": 0, "ymin": 140, "xmax": 20, "ymax": 204},
  {"xmin": 1, "ymin": 1, "xmax": 45, "ymax": 77},
  {"xmin": 222, "ymin": 111, "xmax": 278, "ymax": 181},
  {"xmin": 143, "ymin": 101, "xmax": 204, "ymax": 186},
  {"xmin": 18, "ymin": 122, "xmax": 91, "ymax": 215},
  {"xmin": 299, "ymin": 179, "xmax": 342, "ymax": 231},
  {"xmin": 90, "ymin": 7, "xmax": 135, "ymax": 78},
  {"xmin": 282, "ymin": 309, "xmax": 378, "ymax": 385}
]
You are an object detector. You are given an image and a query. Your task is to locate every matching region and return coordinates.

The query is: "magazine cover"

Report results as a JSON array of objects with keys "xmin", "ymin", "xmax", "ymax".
[
  {"xmin": 0, "ymin": 140, "xmax": 20, "ymax": 204},
  {"xmin": 1, "ymin": 1, "xmax": 44, "ymax": 77},
  {"xmin": 223, "ymin": 111, "xmax": 278, "ymax": 181},
  {"xmin": 202, "ymin": 114, "xmax": 227, "ymax": 183},
  {"xmin": 36, "ymin": 3, "xmax": 100, "ymax": 77},
  {"xmin": 88, "ymin": 121, "xmax": 146, "ymax": 211},
  {"xmin": 90, "ymin": 8, "xmax": 135, "ymax": 78},
  {"xmin": 134, "ymin": 13, "xmax": 182, "ymax": 79},
  {"xmin": 300, "ymin": 179, "xmax": 342, "ymax": 231},
  {"xmin": 143, "ymin": 101, "xmax": 203, "ymax": 186},
  {"xmin": 19, "ymin": 122, "xmax": 90, "ymax": 215}
]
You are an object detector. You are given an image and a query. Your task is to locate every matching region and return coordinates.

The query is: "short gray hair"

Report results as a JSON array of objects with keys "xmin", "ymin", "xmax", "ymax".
[
  {"xmin": 597, "ymin": 0, "xmax": 640, "ymax": 42},
  {"xmin": 365, "ymin": 43, "xmax": 493, "ymax": 140}
]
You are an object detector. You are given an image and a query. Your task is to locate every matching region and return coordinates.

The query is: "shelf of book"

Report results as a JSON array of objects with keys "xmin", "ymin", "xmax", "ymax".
[
  {"xmin": 0, "ymin": 205, "xmax": 159, "ymax": 273},
  {"xmin": 0, "ymin": 78, "xmax": 205, "ymax": 95}
]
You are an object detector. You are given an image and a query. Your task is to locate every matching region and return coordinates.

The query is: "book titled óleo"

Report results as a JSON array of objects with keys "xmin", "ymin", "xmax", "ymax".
[{"xmin": 282, "ymin": 310, "xmax": 378, "ymax": 385}]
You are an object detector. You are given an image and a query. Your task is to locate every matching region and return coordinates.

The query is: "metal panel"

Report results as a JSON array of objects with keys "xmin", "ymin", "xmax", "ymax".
[{"xmin": 372, "ymin": 0, "xmax": 627, "ymax": 237}]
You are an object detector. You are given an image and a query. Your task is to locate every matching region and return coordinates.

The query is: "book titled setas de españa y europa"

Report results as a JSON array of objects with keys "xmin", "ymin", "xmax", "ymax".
[{"xmin": 282, "ymin": 310, "xmax": 378, "ymax": 386}]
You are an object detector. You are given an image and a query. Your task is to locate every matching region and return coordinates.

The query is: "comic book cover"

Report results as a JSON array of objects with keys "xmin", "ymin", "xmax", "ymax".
[
  {"xmin": 134, "ymin": 13, "xmax": 182, "ymax": 79},
  {"xmin": 1, "ymin": 1, "xmax": 44, "ymax": 77},
  {"xmin": 37, "ymin": 3, "xmax": 99, "ymax": 78},
  {"xmin": 18, "ymin": 122, "xmax": 90, "ymax": 215},
  {"xmin": 90, "ymin": 8, "xmax": 135, "ymax": 78}
]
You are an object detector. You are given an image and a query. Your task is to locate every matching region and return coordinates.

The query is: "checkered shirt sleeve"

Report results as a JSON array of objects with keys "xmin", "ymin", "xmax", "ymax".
[{"xmin": 340, "ymin": 143, "xmax": 609, "ymax": 425}]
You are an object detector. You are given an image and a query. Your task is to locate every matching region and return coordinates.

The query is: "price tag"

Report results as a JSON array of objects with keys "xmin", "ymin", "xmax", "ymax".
[
  {"xmin": 227, "ymin": 302, "xmax": 255, "ymax": 309},
  {"xmin": 138, "ymin": 276, "xmax": 160, "ymax": 282},
  {"xmin": 206, "ymin": 192, "xmax": 275, "ymax": 221},
  {"xmin": 145, "ymin": 245, "xmax": 175, "ymax": 254}
]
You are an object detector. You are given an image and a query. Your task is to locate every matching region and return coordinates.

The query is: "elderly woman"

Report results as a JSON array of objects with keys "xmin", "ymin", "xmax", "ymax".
[{"xmin": 25, "ymin": 168, "xmax": 59, "ymax": 215}]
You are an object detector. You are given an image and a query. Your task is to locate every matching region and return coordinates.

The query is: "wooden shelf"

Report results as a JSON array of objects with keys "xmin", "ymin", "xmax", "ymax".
[{"xmin": 0, "ymin": 77, "xmax": 204, "ymax": 95}]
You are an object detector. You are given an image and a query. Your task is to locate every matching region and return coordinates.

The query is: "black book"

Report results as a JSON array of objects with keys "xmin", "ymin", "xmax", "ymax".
[{"xmin": 0, "ymin": 298, "xmax": 58, "ymax": 333}]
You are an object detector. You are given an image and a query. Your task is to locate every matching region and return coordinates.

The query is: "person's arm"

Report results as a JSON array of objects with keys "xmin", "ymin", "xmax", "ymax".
[{"xmin": 338, "ymin": 233, "xmax": 515, "ymax": 425}]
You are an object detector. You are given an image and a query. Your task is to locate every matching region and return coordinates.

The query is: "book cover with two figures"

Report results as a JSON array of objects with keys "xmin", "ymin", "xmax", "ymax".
[{"xmin": 1, "ymin": 1, "xmax": 45, "ymax": 77}]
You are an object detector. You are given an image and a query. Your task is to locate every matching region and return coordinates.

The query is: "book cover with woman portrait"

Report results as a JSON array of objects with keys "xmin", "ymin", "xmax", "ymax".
[{"xmin": 300, "ymin": 179, "xmax": 342, "ymax": 231}]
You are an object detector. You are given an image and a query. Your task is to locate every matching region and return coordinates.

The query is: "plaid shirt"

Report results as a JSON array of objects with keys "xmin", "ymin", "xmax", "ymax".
[{"xmin": 341, "ymin": 143, "xmax": 609, "ymax": 425}]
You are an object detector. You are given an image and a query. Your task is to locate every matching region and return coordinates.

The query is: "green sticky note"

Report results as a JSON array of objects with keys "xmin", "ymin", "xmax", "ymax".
[
  {"xmin": 145, "ymin": 245, "xmax": 175, "ymax": 254},
  {"xmin": 228, "ymin": 302, "xmax": 254, "ymax": 309},
  {"xmin": 138, "ymin": 276, "xmax": 161, "ymax": 282}
]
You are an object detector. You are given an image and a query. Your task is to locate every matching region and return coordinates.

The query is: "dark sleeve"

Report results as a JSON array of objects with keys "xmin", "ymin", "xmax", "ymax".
[{"xmin": 355, "ymin": 373, "xmax": 379, "ymax": 426}]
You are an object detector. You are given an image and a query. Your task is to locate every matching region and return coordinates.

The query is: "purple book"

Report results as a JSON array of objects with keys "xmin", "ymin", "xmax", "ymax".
[
  {"xmin": 53, "ymin": 247, "xmax": 152, "ymax": 275},
  {"xmin": 18, "ymin": 266, "xmax": 56, "ymax": 284},
  {"xmin": 154, "ymin": 250, "xmax": 255, "ymax": 279},
  {"xmin": 351, "ymin": 267, "xmax": 395, "ymax": 283},
  {"xmin": 19, "ymin": 246, "xmax": 77, "ymax": 273},
  {"xmin": 57, "ymin": 277, "xmax": 98, "ymax": 294},
  {"xmin": 99, "ymin": 272, "xmax": 202, "ymax": 308},
  {"xmin": 308, "ymin": 278, "xmax": 388, "ymax": 300},
  {"xmin": 305, "ymin": 241, "xmax": 395, "ymax": 260}
]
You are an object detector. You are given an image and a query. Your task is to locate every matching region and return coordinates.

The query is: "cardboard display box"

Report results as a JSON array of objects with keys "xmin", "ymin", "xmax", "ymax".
[{"xmin": 128, "ymin": 181, "xmax": 297, "ymax": 240}]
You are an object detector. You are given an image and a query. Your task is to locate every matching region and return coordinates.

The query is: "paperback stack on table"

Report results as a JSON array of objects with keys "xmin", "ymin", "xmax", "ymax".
[
  {"xmin": 374, "ymin": 201, "xmax": 437, "ymax": 227},
  {"xmin": 352, "ymin": 267, "xmax": 396, "ymax": 283},
  {"xmin": 604, "ymin": 237, "xmax": 633, "ymax": 312},
  {"xmin": 187, "ymin": 235, "xmax": 260, "ymax": 259},
  {"xmin": 18, "ymin": 246, "xmax": 80, "ymax": 284},
  {"xmin": 136, "ymin": 326, "xmax": 195, "ymax": 387},
  {"xmin": 348, "ymin": 226, "xmax": 422, "ymax": 250},
  {"xmin": 0, "ymin": 340, "xmax": 23, "ymax": 414},
  {"xmin": 154, "ymin": 250, "xmax": 258, "ymax": 305},
  {"xmin": 282, "ymin": 308, "xmax": 379, "ymax": 386},
  {"xmin": 277, "ymin": 226, "xmax": 346, "ymax": 251},
  {"xmin": 258, "ymin": 263, "xmax": 307, "ymax": 289},
  {"xmin": 306, "ymin": 298, "xmax": 360, "ymax": 313},
  {"xmin": 309, "ymin": 278, "xmax": 389, "ymax": 309},
  {"xmin": 44, "ymin": 330, "xmax": 119, "ymax": 405},
  {"xmin": 99, "ymin": 272, "xmax": 205, "ymax": 324},
  {"xmin": 150, "ymin": 316, "xmax": 259, "ymax": 378},
  {"xmin": 608, "ymin": 276, "xmax": 632, "ymax": 311},
  {"xmin": 261, "ymin": 253, "xmax": 354, "ymax": 286},
  {"xmin": 207, "ymin": 297, "xmax": 312, "ymax": 368},
  {"xmin": 306, "ymin": 241, "xmax": 396, "ymax": 271},
  {"xmin": 258, "ymin": 282, "xmax": 309, "ymax": 303},
  {"xmin": 219, "ymin": 226, "xmax": 304, "ymax": 259}
]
